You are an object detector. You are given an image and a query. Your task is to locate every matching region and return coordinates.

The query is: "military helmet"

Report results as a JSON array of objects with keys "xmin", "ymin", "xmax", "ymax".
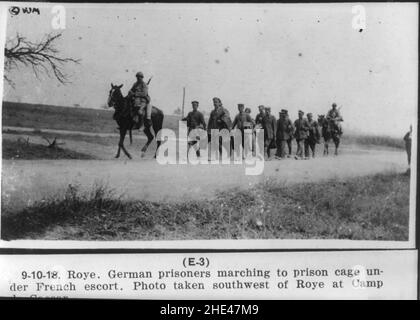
[{"xmin": 136, "ymin": 71, "xmax": 144, "ymax": 78}]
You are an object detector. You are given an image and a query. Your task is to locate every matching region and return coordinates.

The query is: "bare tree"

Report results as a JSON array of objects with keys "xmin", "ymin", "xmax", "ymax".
[{"xmin": 4, "ymin": 32, "xmax": 80, "ymax": 87}]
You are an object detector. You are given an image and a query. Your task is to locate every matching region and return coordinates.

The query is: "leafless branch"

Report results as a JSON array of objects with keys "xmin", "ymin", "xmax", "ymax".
[
  {"xmin": 4, "ymin": 32, "xmax": 80, "ymax": 86},
  {"xmin": 43, "ymin": 136, "xmax": 65, "ymax": 149}
]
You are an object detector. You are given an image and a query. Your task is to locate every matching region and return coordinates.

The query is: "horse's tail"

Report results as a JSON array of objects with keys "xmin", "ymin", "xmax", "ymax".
[{"xmin": 152, "ymin": 106, "xmax": 164, "ymax": 116}]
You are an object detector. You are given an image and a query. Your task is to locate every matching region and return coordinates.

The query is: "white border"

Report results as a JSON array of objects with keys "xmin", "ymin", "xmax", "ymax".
[{"xmin": 0, "ymin": 2, "xmax": 417, "ymax": 250}]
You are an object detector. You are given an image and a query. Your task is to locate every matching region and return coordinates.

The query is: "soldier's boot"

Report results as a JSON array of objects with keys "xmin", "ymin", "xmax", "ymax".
[
  {"xmin": 146, "ymin": 103, "xmax": 152, "ymax": 120},
  {"xmin": 131, "ymin": 105, "xmax": 141, "ymax": 129},
  {"xmin": 142, "ymin": 103, "xmax": 153, "ymax": 130}
]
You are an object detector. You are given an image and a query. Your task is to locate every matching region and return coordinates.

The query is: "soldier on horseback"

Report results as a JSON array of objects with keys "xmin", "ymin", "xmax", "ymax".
[
  {"xmin": 326, "ymin": 103, "xmax": 343, "ymax": 135},
  {"xmin": 127, "ymin": 71, "xmax": 152, "ymax": 130}
]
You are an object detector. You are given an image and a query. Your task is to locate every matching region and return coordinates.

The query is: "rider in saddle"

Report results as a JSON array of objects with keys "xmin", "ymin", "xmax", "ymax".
[
  {"xmin": 127, "ymin": 71, "xmax": 152, "ymax": 130},
  {"xmin": 326, "ymin": 103, "xmax": 343, "ymax": 135}
]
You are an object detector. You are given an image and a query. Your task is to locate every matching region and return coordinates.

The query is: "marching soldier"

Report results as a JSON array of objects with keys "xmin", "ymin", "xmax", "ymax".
[
  {"xmin": 183, "ymin": 100, "xmax": 206, "ymax": 157},
  {"xmin": 294, "ymin": 110, "xmax": 310, "ymax": 159},
  {"xmin": 275, "ymin": 111, "xmax": 289, "ymax": 159},
  {"xmin": 207, "ymin": 98, "xmax": 220, "ymax": 158},
  {"xmin": 262, "ymin": 107, "xmax": 277, "ymax": 160},
  {"xmin": 244, "ymin": 107, "xmax": 256, "ymax": 156},
  {"xmin": 207, "ymin": 97, "xmax": 220, "ymax": 136},
  {"xmin": 210, "ymin": 97, "xmax": 232, "ymax": 131},
  {"xmin": 404, "ymin": 125, "xmax": 412, "ymax": 169},
  {"xmin": 207, "ymin": 97, "xmax": 232, "ymax": 157},
  {"xmin": 184, "ymin": 100, "xmax": 206, "ymax": 132},
  {"xmin": 127, "ymin": 71, "xmax": 152, "ymax": 130},
  {"xmin": 232, "ymin": 103, "xmax": 254, "ymax": 149},
  {"xmin": 326, "ymin": 103, "xmax": 343, "ymax": 135},
  {"xmin": 281, "ymin": 109, "xmax": 294, "ymax": 157},
  {"xmin": 255, "ymin": 105, "xmax": 266, "ymax": 128},
  {"xmin": 253, "ymin": 105, "xmax": 266, "ymax": 158},
  {"xmin": 305, "ymin": 113, "xmax": 321, "ymax": 158}
]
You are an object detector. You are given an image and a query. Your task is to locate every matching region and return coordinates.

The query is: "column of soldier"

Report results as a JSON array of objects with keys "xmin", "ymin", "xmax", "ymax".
[{"xmin": 183, "ymin": 97, "xmax": 342, "ymax": 160}]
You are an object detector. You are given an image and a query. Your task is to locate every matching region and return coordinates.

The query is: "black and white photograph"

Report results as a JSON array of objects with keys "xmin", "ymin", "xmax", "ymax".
[{"xmin": 0, "ymin": 2, "xmax": 417, "ymax": 246}]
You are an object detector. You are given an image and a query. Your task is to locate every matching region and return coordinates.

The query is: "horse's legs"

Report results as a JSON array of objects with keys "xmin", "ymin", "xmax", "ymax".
[
  {"xmin": 129, "ymin": 124, "xmax": 133, "ymax": 145},
  {"xmin": 141, "ymin": 125, "xmax": 154, "ymax": 154},
  {"xmin": 115, "ymin": 122, "xmax": 121, "ymax": 158},
  {"xmin": 153, "ymin": 115, "xmax": 163, "ymax": 158},
  {"xmin": 323, "ymin": 139, "xmax": 328, "ymax": 155},
  {"xmin": 334, "ymin": 137, "xmax": 340, "ymax": 156},
  {"xmin": 118, "ymin": 127, "xmax": 132, "ymax": 159}
]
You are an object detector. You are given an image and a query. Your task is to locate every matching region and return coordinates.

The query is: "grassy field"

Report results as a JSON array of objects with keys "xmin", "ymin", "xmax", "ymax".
[
  {"xmin": 2, "ymin": 138, "xmax": 96, "ymax": 160},
  {"xmin": 3, "ymin": 101, "xmax": 405, "ymax": 151},
  {"xmin": 3, "ymin": 128, "xmax": 120, "ymax": 147},
  {"xmin": 2, "ymin": 101, "xmax": 182, "ymax": 133},
  {"xmin": 1, "ymin": 172, "xmax": 409, "ymax": 241},
  {"xmin": 341, "ymin": 134, "xmax": 405, "ymax": 150}
]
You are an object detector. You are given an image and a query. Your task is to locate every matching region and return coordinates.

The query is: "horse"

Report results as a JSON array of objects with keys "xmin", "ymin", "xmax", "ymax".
[
  {"xmin": 107, "ymin": 83, "xmax": 164, "ymax": 159},
  {"xmin": 318, "ymin": 115, "xmax": 341, "ymax": 156}
]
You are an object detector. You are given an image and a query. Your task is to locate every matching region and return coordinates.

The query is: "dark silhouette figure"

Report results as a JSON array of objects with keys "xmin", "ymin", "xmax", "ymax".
[{"xmin": 404, "ymin": 125, "xmax": 412, "ymax": 167}]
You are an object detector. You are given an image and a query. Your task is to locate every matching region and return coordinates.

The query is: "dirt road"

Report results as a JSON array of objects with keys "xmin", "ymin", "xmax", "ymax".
[{"xmin": 2, "ymin": 147, "xmax": 407, "ymax": 211}]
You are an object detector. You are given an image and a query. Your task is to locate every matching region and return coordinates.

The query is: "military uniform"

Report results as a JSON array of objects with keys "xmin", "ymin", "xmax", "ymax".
[
  {"xmin": 280, "ymin": 109, "xmax": 294, "ymax": 156},
  {"xmin": 254, "ymin": 111, "xmax": 265, "ymax": 155},
  {"xmin": 327, "ymin": 108, "xmax": 342, "ymax": 121},
  {"xmin": 233, "ymin": 111, "xmax": 254, "ymax": 131},
  {"xmin": 129, "ymin": 72, "xmax": 152, "ymax": 129},
  {"xmin": 255, "ymin": 112, "xmax": 265, "ymax": 128},
  {"xmin": 217, "ymin": 107, "xmax": 233, "ymax": 131},
  {"xmin": 305, "ymin": 116, "xmax": 320, "ymax": 158},
  {"xmin": 184, "ymin": 110, "xmax": 206, "ymax": 133},
  {"xmin": 262, "ymin": 112, "xmax": 277, "ymax": 158},
  {"xmin": 404, "ymin": 129, "xmax": 412, "ymax": 165},
  {"xmin": 207, "ymin": 100, "xmax": 232, "ymax": 158},
  {"xmin": 275, "ymin": 112, "xmax": 292, "ymax": 158},
  {"xmin": 207, "ymin": 108, "xmax": 219, "ymax": 134},
  {"xmin": 276, "ymin": 114, "xmax": 287, "ymax": 158},
  {"xmin": 326, "ymin": 107, "xmax": 343, "ymax": 135},
  {"xmin": 294, "ymin": 112, "xmax": 310, "ymax": 158},
  {"xmin": 183, "ymin": 107, "xmax": 206, "ymax": 158},
  {"xmin": 233, "ymin": 110, "xmax": 254, "ymax": 150}
]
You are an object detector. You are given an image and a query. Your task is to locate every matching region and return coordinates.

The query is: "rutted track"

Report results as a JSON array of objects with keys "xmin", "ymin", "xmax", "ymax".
[{"xmin": 2, "ymin": 148, "xmax": 407, "ymax": 212}]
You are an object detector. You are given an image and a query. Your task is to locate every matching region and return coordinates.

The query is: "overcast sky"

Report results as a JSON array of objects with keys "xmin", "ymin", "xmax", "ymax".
[{"xmin": 1, "ymin": 3, "xmax": 418, "ymax": 136}]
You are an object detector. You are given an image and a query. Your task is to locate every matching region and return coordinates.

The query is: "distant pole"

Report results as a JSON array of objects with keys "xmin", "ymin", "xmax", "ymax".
[{"xmin": 181, "ymin": 87, "xmax": 186, "ymax": 118}]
